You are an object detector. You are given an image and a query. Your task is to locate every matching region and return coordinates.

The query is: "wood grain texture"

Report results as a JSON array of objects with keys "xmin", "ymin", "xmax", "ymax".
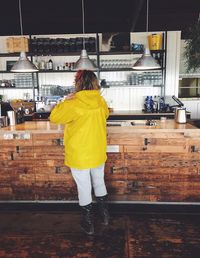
[{"xmin": 0, "ymin": 120, "xmax": 200, "ymax": 202}]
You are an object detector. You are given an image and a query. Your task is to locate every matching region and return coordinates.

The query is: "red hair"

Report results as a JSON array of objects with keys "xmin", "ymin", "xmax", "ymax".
[{"xmin": 74, "ymin": 70, "xmax": 100, "ymax": 92}]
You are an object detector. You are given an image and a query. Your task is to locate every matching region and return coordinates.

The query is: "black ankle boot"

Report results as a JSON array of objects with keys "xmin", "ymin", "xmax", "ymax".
[
  {"xmin": 96, "ymin": 195, "xmax": 110, "ymax": 225},
  {"xmin": 80, "ymin": 203, "xmax": 94, "ymax": 235}
]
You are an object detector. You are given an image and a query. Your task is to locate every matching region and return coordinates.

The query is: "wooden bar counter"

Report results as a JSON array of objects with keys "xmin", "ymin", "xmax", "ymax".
[{"xmin": 0, "ymin": 120, "xmax": 200, "ymax": 203}]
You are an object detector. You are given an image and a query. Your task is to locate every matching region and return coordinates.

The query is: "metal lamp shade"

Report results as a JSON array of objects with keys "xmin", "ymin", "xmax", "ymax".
[
  {"xmin": 11, "ymin": 52, "xmax": 38, "ymax": 73},
  {"xmin": 132, "ymin": 48, "xmax": 161, "ymax": 70},
  {"xmin": 74, "ymin": 49, "xmax": 97, "ymax": 71}
]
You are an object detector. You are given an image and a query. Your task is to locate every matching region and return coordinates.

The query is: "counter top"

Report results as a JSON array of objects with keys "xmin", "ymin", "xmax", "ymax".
[
  {"xmin": 0, "ymin": 121, "xmax": 64, "ymax": 133},
  {"xmin": 108, "ymin": 110, "xmax": 191, "ymax": 121},
  {"xmin": 0, "ymin": 120, "xmax": 198, "ymax": 134},
  {"xmin": 109, "ymin": 110, "xmax": 175, "ymax": 116},
  {"xmin": 30, "ymin": 110, "xmax": 190, "ymax": 122}
]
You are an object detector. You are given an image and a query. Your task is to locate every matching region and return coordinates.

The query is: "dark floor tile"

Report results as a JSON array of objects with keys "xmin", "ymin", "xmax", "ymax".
[
  {"xmin": 127, "ymin": 213, "xmax": 200, "ymax": 258},
  {"xmin": 0, "ymin": 212, "xmax": 127, "ymax": 258},
  {"xmin": 0, "ymin": 210, "xmax": 200, "ymax": 258}
]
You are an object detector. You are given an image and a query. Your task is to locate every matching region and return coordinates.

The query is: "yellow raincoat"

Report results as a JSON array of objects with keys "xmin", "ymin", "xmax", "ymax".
[{"xmin": 50, "ymin": 90, "xmax": 109, "ymax": 169}]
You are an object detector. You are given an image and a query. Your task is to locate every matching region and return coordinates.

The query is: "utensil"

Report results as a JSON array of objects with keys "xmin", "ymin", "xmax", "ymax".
[{"xmin": 0, "ymin": 116, "xmax": 8, "ymax": 127}]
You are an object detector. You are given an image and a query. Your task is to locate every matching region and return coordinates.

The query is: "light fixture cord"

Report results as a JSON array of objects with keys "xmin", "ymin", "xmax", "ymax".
[
  {"xmin": 146, "ymin": 0, "xmax": 149, "ymax": 32},
  {"xmin": 19, "ymin": 0, "xmax": 24, "ymax": 35},
  {"xmin": 82, "ymin": 0, "xmax": 86, "ymax": 49}
]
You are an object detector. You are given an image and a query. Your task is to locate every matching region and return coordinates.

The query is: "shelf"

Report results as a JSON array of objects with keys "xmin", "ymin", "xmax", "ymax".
[
  {"xmin": 150, "ymin": 49, "xmax": 165, "ymax": 53},
  {"xmin": 0, "ymin": 53, "xmax": 20, "ymax": 57},
  {"xmin": 100, "ymin": 51, "xmax": 134, "ymax": 55},
  {"xmin": 0, "ymin": 70, "xmax": 75, "ymax": 73},
  {"xmin": 100, "ymin": 68, "xmax": 133, "ymax": 72},
  {"xmin": 0, "ymin": 71, "xmax": 12, "ymax": 73},
  {"xmin": 0, "ymin": 51, "xmax": 97, "ymax": 57},
  {"xmin": 38, "ymin": 70, "xmax": 76, "ymax": 73},
  {"xmin": 0, "ymin": 51, "xmax": 164, "ymax": 58},
  {"xmin": 99, "ymin": 50, "xmax": 165, "ymax": 55},
  {"xmin": 31, "ymin": 51, "xmax": 97, "ymax": 57},
  {"xmin": 102, "ymin": 84, "xmax": 163, "ymax": 88},
  {"xmin": 100, "ymin": 68, "xmax": 162, "ymax": 72},
  {"xmin": 0, "ymin": 87, "xmax": 37, "ymax": 89}
]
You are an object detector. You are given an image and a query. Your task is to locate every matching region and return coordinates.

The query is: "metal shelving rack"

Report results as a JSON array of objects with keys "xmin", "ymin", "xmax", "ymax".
[{"xmin": 0, "ymin": 32, "xmax": 167, "ymax": 98}]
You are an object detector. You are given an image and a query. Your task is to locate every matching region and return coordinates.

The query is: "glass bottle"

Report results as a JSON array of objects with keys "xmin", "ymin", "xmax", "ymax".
[{"xmin": 48, "ymin": 58, "xmax": 53, "ymax": 70}]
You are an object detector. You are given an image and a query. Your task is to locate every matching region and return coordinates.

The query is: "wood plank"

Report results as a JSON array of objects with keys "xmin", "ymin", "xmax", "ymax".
[
  {"xmin": 32, "ymin": 133, "xmax": 64, "ymax": 146},
  {"xmin": 124, "ymin": 145, "xmax": 188, "ymax": 153}
]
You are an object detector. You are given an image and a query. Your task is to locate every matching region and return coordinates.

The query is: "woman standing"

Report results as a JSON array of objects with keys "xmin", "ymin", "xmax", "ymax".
[{"xmin": 50, "ymin": 70, "xmax": 109, "ymax": 235}]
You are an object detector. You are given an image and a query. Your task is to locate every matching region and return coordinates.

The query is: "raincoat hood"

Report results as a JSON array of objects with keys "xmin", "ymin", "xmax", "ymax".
[{"xmin": 75, "ymin": 90, "xmax": 102, "ymax": 109}]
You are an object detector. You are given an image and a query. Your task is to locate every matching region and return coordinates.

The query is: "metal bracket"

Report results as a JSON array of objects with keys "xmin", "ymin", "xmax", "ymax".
[
  {"xmin": 16, "ymin": 146, "xmax": 20, "ymax": 153},
  {"xmin": 10, "ymin": 152, "xmax": 14, "ymax": 160},
  {"xmin": 191, "ymin": 145, "xmax": 199, "ymax": 152},
  {"xmin": 53, "ymin": 139, "xmax": 64, "ymax": 146},
  {"xmin": 144, "ymin": 138, "xmax": 150, "ymax": 145},
  {"xmin": 55, "ymin": 167, "xmax": 61, "ymax": 173},
  {"xmin": 110, "ymin": 166, "xmax": 127, "ymax": 174}
]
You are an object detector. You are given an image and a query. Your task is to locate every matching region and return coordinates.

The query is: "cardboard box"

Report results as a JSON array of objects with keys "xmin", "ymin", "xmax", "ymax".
[{"xmin": 6, "ymin": 37, "xmax": 29, "ymax": 53}]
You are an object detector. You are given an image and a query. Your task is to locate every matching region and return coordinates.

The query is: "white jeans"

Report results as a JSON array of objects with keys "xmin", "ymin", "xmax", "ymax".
[{"xmin": 71, "ymin": 164, "xmax": 107, "ymax": 206}]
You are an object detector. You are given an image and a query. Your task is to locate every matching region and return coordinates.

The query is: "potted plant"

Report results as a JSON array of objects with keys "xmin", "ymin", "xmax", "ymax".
[{"xmin": 184, "ymin": 19, "xmax": 200, "ymax": 72}]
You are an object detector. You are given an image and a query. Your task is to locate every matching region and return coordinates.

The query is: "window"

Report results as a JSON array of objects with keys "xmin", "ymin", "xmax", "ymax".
[{"xmin": 179, "ymin": 76, "xmax": 200, "ymax": 98}]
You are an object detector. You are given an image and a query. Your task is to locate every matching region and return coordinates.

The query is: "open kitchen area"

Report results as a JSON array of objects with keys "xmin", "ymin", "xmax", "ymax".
[
  {"xmin": 0, "ymin": 0, "xmax": 200, "ymax": 257},
  {"xmin": 1, "ymin": 28, "xmax": 200, "ymax": 203}
]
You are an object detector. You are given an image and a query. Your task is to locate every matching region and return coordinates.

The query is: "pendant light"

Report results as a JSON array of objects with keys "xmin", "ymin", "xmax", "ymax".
[
  {"xmin": 132, "ymin": 0, "xmax": 161, "ymax": 70},
  {"xmin": 11, "ymin": 0, "xmax": 38, "ymax": 73},
  {"xmin": 74, "ymin": 0, "xmax": 97, "ymax": 71}
]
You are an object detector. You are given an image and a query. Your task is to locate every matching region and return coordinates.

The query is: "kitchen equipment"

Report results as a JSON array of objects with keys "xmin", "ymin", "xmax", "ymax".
[
  {"xmin": 7, "ymin": 110, "xmax": 16, "ymax": 126},
  {"xmin": 106, "ymin": 120, "xmax": 157, "ymax": 126},
  {"xmin": 172, "ymin": 95, "xmax": 184, "ymax": 107},
  {"xmin": 36, "ymin": 96, "xmax": 60, "ymax": 113},
  {"xmin": 0, "ymin": 79, "xmax": 15, "ymax": 87},
  {"xmin": 175, "ymin": 107, "xmax": 186, "ymax": 124},
  {"xmin": 1, "ymin": 102, "xmax": 13, "ymax": 116},
  {"xmin": 0, "ymin": 116, "xmax": 8, "ymax": 127}
]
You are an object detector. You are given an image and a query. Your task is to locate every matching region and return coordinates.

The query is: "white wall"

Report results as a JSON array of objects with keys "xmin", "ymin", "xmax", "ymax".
[{"xmin": 165, "ymin": 31, "xmax": 181, "ymax": 97}]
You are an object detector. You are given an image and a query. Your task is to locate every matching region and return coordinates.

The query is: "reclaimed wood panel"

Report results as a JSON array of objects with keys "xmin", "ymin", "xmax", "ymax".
[
  {"xmin": 34, "ymin": 180, "xmax": 77, "ymax": 200},
  {"xmin": 124, "ymin": 144, "xmax": 188, "ymax": 153},
  {"xmin": 32, "ymin": 133, "xmax": 64, "ymax": 146},
  {"xmin": 105, "ymin": 153, "xmax": 126, "ymax": 178},
  {"xmin": 108, "ymin": 135, "xmax": 144, "ymax": 145},
  {"xmin": 1, "ymin": 121, "xmax": 200, "ymax": 202},
  {"xmin": 106, "ymin": 180, "xmax": 128, "ymax": 195},
  {"xmin": 0, "ymin": 136, "xmax": 33, "ymax": 146}
]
